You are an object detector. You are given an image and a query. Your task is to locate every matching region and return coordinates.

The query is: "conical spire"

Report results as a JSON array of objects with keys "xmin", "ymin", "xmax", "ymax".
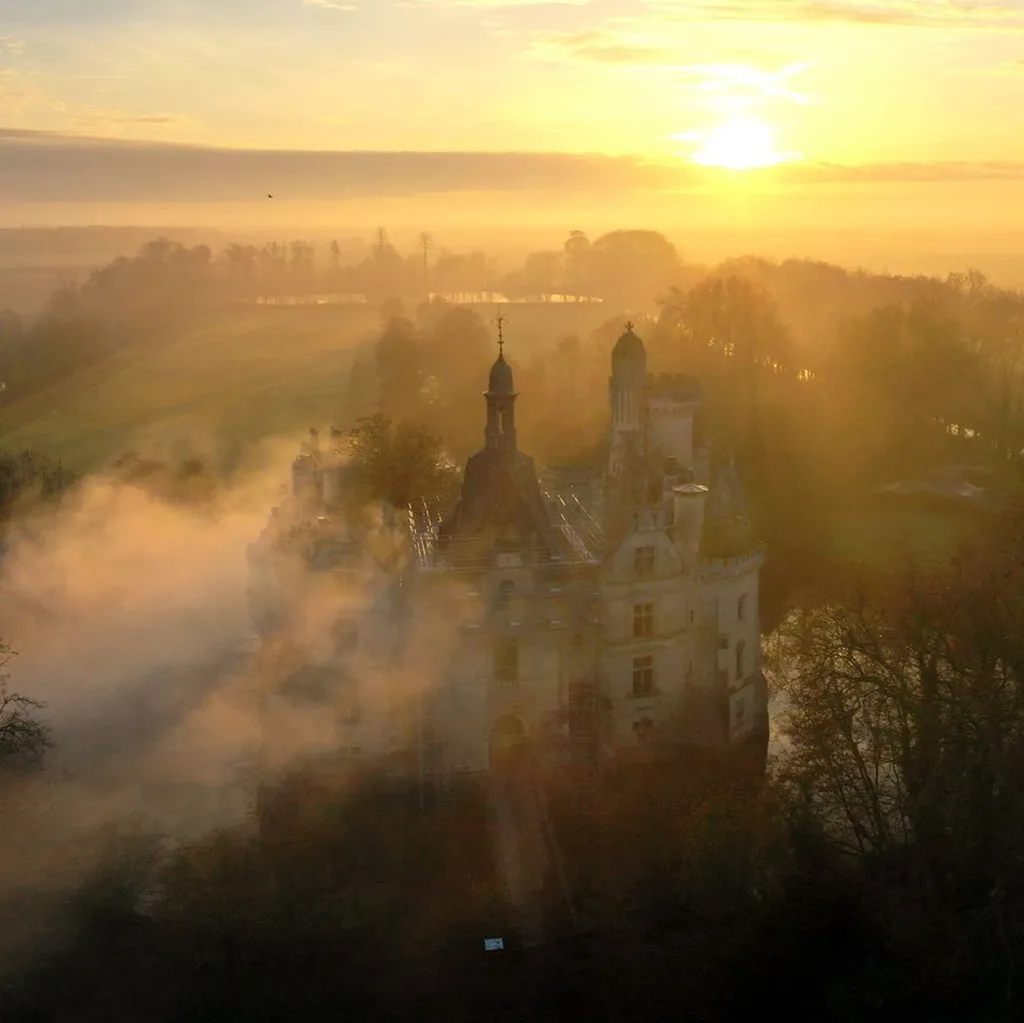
[{"xmin": 485, "ymin": 313, "xmax": 517, "ymax": 449}]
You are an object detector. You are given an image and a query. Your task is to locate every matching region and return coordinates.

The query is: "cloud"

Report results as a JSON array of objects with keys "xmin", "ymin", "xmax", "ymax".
[
  {"xmin": 529, "ymin": 34, "xmax": 816, "ymax": 106},
  {"xmin": 645, "ymin": 0, "xmax": 1024, "ymax": 28},
  {"xmin": 302, "ymin": 0, "xmax": 357, "ymax": 9},
  {"xmin": 0, "ymin": 68, "xmax": 43, "ymax": 114},
  {"xmin": 406, "ymin": 0, "xmax": 593, "ymax": 7},
  {"xmin": 531, "ymin": 27, "xmax": 817, "ymax": 105},
  {"xmin": 68, "ymin": 110, "xmax": 195, "ymax": 131},
  {"xmin": 1, "ymin": 128, "xmax": 1023, "ymax": 201},
  {"xmin": 530, "ymin": 27, "xmax": 683, "ymax": 64},
  {"xmin": 0, "ymin": 432, "xmax": 488, "ymax": 976},
  {"xmin": 0, "ymin": 131, "xmax": 685, "ymax": 200},
  {"xmin": 677, "ymin": 62, "xmax": 814, "ymax": 103},
  {"xmin": 785, "ymin": 159, "xmax": 1024, "ymax": 182},
  {"xmin": 0, "ymin": 450, "xmax": 282, "ymax": 972},
  {"xmin": 0, "ymin": 36, "xmax": 25, "ymax": 54}
]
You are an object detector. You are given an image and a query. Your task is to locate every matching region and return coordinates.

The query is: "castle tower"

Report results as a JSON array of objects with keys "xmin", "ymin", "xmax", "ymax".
[
  {"xmin": 608, "ymin": 322, "xmax": 647, "ymax": 478},
  {"xmin": 485, "ymin": 318, "xmax": 517, "ymax": 451}
]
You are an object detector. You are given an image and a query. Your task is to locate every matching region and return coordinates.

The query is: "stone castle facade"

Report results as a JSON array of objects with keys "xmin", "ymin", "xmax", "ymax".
[{"xmin": 247, "ymin": 324, "xmax": 768, "ymax": 781}]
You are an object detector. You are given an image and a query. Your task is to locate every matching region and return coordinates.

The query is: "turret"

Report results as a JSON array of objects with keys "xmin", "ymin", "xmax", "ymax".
[
  {"xmin": 608, "ymin": 322, "xmax": 647, "ymax": 478},
  {"xmin": 484, "ymin": 315, "xmax": 517, "ymax": 452},
  {"xmin": 672, "ymin": 483, "xmax": 708, "ymax": 566}
]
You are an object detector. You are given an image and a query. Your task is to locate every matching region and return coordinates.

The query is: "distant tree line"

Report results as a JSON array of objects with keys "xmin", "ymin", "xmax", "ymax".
[{"xmin": 5, "ymin": 223, "xmax": 1024, "ymax": 484}]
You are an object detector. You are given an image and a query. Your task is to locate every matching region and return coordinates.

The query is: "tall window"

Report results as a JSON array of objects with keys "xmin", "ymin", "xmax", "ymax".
[
  {"xmin": 738, "ymin": 594, "xmax": 748, "ymax": 622},
  {"xmin": 633, "ymin": 545, "xmax": 655, "ymax": 577},
  {"xmin": 736, "ymin": 640, "xmax": 746, "ymax": 681},
  {"xmin": 495, "ymin": 637, "xmax": 519, "ymax": 684},
  {"xmin": 495, "ymin": 579, "xmax": 514, "ymax": 609},
  {"xmin": 632, "ymin": 655, "xmax": 654, "ymax": 697},
  {"xmin": 633, "ymin": 603, "xmax": 653, "ymax": 639},
  {"xmin": 735, "ymin": 694, "xmax": 746, "ymax": 725}
]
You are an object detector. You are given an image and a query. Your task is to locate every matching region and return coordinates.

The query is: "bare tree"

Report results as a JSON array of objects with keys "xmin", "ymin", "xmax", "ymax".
[
  {"xmin": 0, "ymin": 642, "xmax": 50, "ymax": 769},
  {"xmin": 771, "ymin": 517, "xmax": 1024, "ymax": 874}
]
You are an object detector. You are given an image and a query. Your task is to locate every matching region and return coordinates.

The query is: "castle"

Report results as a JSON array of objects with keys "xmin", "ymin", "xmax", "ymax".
[{"xmin": 247, "ymin": 323, "xmax": 768, "ymax": 782}]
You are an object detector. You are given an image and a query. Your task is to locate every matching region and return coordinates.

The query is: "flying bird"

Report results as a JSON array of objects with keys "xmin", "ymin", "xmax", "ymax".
[{"xmin": 267, "ymin": 193, "xmax": 274, "ymax": 199}]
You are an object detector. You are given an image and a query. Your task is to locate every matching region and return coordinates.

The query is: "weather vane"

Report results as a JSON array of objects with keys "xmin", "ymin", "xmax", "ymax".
[{"xmin": 495, "ymin": 312, "xmax": 507, "ymax": 357}]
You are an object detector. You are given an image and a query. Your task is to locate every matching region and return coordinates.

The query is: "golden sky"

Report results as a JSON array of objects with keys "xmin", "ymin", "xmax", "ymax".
[{"xmin": 2, "ymin": 0, "xmax": 1024, "ymax": 168}]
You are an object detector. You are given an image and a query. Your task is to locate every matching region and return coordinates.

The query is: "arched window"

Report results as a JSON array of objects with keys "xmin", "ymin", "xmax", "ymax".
[
  {"xmin": 738, "ymin": 594, "xmax": 748, "ymax": 621},
  {"xmin": 735, "ymin": 640, "xmax": 746, "ymax": 681}
]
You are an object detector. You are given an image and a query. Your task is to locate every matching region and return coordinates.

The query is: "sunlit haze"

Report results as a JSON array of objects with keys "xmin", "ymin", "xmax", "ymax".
[
  {"xmin": 1, "ymin": 0, "xmax": 1024, "ymax": 239},
  {"xmin": 4, "ymin": 2, "xmax": 1024, "ymax": 1017}
]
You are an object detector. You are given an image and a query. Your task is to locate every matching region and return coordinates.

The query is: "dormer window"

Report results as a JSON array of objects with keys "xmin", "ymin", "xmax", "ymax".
[{"xmin": 634, "ymin": 545, "xmax": 655, "ymax": 577}]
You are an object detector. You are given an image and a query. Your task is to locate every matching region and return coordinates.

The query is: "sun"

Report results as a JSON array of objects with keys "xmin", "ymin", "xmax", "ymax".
[{"xmin": 688, "ymin": 116, "xmax": 797, "ymax": 171}]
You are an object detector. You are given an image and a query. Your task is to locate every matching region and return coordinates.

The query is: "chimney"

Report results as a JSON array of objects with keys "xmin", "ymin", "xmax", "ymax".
[{"xmin": 672, "ymin": 484, "xmax": 708, "ymax": 566}]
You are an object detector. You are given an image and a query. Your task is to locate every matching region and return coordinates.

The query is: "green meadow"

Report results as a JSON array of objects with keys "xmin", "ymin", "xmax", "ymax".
[{"xmin": 0, "ymin": 307, "xmax": 380, "ymax": 472}]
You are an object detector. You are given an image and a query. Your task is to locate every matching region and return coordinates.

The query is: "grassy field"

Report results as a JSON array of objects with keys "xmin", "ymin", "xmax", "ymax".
[
  {"xmin": 0, "ymin": 300, "xmax": 620, "ymax": 474},
  {"xmin": 0, "ymin": 306, "xmax": 381, "ymax": 472}
]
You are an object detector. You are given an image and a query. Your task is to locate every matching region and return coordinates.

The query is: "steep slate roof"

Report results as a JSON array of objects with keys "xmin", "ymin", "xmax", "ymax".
[
  {"xmin": 437, "ymin": 446, "xmax": 564, "ymax": 561},
  {"xmin": 612, "ymin": 323, "xmax": 646, "ymax": 364}
]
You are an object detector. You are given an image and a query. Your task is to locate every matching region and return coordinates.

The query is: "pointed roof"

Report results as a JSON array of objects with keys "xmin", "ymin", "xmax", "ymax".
[
  {"xmin": 488, "ymin": 352, "xmax": 515, "ymax": 396},
  {"xmin": 612, "ymin": 321, "xmax": 646, "ymax": 365},
  {"xmin": 437, "ymin": 447, "xmax": 563, "ymax": 562}
]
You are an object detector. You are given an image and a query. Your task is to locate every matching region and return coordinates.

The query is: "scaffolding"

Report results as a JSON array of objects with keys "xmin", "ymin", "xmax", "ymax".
[{"xmin": 407, "ymin": 488, "xmax": 604, "ymax": 574}]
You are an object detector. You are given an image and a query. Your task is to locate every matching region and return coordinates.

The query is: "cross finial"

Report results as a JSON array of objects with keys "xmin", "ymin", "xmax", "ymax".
[
  {"xmin": 625, "ymin": 319, "xmax": 634, "ymax": 333},
  {"xmin": 495, "ymin": 312, "xmax": 507, "ymax": 357}
]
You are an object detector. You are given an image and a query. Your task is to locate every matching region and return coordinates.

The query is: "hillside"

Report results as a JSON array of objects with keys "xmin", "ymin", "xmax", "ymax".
[{"xmin": 0, "ymin": 306, "xmax": 381, "ymax": 472}]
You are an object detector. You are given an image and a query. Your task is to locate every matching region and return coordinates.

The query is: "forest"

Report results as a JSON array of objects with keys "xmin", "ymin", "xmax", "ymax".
[{"xmin": 1, "ymin": 228, "xmax": 1023, "ymax": 1020}]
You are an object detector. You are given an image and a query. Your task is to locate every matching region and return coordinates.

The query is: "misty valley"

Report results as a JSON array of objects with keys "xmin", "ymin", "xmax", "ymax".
[{"xmin": 1, "ymin": 227, "xmax": 1023, "ymax": 1022}]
